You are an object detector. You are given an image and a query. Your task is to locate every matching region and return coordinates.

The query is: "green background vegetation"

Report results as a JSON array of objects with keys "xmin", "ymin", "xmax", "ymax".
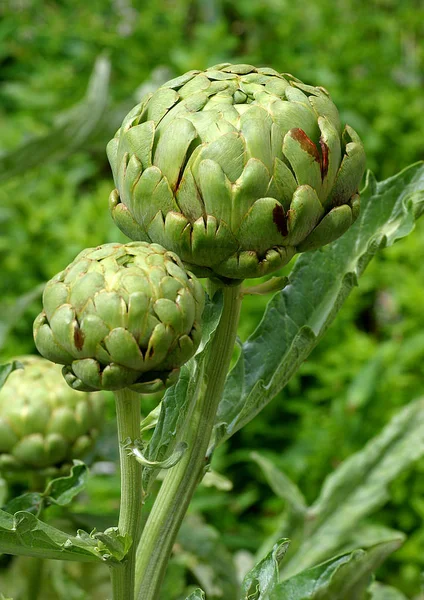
[{"xmin": 1, "ymin": 0, "xmax": 424, "ymax": 597}]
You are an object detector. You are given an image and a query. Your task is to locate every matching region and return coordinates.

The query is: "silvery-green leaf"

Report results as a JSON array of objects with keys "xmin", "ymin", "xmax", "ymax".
[
  {"xmin": 282, "ymin": 399, "xmax": 423, "ymax": 576},
  {"xmin": 241, "ymin": 539, "xmax": 290, "ymax": 600},
  {"xmin": 43, "ymin": 460, "xmax": 88, "ymax": 506},
  {"xmin": 0, "ymin": 509, "xmax": 109, "ymax": 563},
  {"xmin": 3, "ymin": 493, "xmax": 43, "ymax": 516},
  {"xmin": 272, "ymin": 537, "xmax": 403, "ymax": 600},
  {"xmin": 92, "ymin": 527, "xmax": 132, "ymax": 562}
]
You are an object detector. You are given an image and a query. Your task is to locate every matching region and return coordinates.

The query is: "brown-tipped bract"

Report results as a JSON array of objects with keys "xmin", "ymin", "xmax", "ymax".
[
  {"xmin": 34, "ymin": 242, "xmax": 205, "ymax": 392},
  {"xmin": 107, "ymin": 64, "xmax": 366, "ymax": 280}
]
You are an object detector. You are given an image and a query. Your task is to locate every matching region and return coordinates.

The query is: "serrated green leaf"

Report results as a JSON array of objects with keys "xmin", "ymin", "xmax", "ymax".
[
  {"xmin": 0, "ymin": 509, "xmax": 112, "ymax": 563},
  {"xmin": 215, "ymin": 162, "xmax": 424, "ymax": 445},
  {"xmin": 92, "ymin": 527, "xmax": 132, "ymax": 562},
  {"xmin": 241, "ymin": 539, "xmax": 290, "ymax": 600},
  {"xmin": 272, "ymin": 538, "xmax": 403, "ymax": 600},
  {"xmin": 282, "ymin": 399, "xmax": 423, "ymax": 576},
  {"xmin": 43, "ymin": 460, "xmax": 88, "ymax": 506},
  {"xmin": 3, "ymin": 461, "xmax": 88, "ymax": 515},
  {"xmin": 142, "ymin": 292, "xmax": 223, "ymax": 492},
  {"xmin": 3, "ymin": 493, "xmax": 43, "ymax": 516},
  {"xmin": 0, "ymin": 361, "xmax": 24, "ymax": 390}
]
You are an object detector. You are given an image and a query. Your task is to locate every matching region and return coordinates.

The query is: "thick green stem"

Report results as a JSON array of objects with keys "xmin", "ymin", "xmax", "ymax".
[
  {"xmin": 110, "ymin": 388, "xmax": 143, "ymax": 600},
  {"xmin": 135, "ymin": 284, "xmax": 243, "ymax": 600},
  {"xmin": 26, "ymin": 557, "xmax": 44, "ymax": 600}
]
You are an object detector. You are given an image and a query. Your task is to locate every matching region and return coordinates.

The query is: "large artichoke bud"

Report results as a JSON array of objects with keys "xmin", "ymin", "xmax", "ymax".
[
  {"xmin": 34, "ymin": 242, "xmax": 204, "ymax": 393},
  {"xmin": 0, "ymin": 356, "xmax": 103, "ymax": 471},
  {"xmin": 107, "ymin": 63, "xmax": 366, "ymax": 281}
]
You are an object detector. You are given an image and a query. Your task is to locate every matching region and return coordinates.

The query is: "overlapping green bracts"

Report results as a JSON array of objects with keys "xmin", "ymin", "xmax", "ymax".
[
  {"xmin": 34, "ymin": 242, "xmax": 204, "ymax": 393},
  {"xmin": 0, "ymin": 356, "xmax": 103, "ymax": 471},
  {"xmin": 107, "ymin": 63, "xmax": 366, "ymax": 280}
]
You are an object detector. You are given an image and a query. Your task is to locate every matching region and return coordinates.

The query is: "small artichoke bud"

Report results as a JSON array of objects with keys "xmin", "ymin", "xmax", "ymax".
[
  {"xmin": 34, "ymin": 242, "xmax": 205, "ymax": 393},
  {"xmin": 0, "ymin": 356, "xmax": 104, "ymax": 471},
  {"xmin": 107, "ymin": 63, "xmax": 366, "ymax": 281}
]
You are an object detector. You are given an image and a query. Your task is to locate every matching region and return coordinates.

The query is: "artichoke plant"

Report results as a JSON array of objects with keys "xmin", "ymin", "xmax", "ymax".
[
  {"xmin": 107, "ymin": 63, "xmax": 366, "ymax": 281},
  {"xmin": 34, "ymin": 242, "xmax": 204, "ymax": 393},
  {"xmin": 0, "ymin": 356, "xmax": 103, "ymax": 471}
]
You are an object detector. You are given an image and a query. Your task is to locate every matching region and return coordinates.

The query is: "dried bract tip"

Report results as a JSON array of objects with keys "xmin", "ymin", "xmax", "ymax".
[
  {"xmin": 107, "ymin": 64, "xmax": 366, "ymax": 280},
  {"xmin": 34, "ymin": 242, "xmax": 205, "ymax": 393}
]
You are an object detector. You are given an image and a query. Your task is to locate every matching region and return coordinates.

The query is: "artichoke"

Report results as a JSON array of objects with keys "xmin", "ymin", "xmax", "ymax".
[
  {"xmin": 34, "ymin": 242, "xmax": 204, "ymax": 393},
  {"xmin": 0, "ymin": 356, "xmax": 103, "ymax": 471},
  {"xmin": 107, "ymin": 63, "xmax": 366, "ymax": 281}
]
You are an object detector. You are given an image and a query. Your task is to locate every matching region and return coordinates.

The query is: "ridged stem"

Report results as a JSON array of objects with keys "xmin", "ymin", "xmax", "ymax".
[
  {"xmin": 134, "ymin": 283, "xmax": 243, "ymax": 600},
  {"xmin": 110, "ymin": 388, "xmax": 143, "ymax": 600}
]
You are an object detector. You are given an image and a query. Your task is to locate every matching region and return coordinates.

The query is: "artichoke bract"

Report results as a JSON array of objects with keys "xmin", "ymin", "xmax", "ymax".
[
  {"xmin": 0, "ymin": 356, "xmax": 103, "ymax": 471},
  {"xmin": 34, "ymin": 242, "xmax": 204, "ymax": 393},
  {"xmin": 107, "ymin": 63, "xmax": 366, "ymax": 281}
]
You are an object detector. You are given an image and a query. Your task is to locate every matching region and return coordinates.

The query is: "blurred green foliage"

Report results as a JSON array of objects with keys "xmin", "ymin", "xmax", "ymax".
[{"xmin": 1, "ymin": 0, "xmax": 424, "ymax": 597}]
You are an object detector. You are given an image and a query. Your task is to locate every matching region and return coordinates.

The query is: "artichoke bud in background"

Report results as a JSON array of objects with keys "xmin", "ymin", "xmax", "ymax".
[
  {"xmin": 34, "ymin": 242, "xmax": 205, "ymax": 393},
  {"xmin": 107, "ymin": 63, "xmax": 366, "ymax": 281},
  {"xmin": 0, "ymin": 356, "xmax": 104, "ymax": 471}
]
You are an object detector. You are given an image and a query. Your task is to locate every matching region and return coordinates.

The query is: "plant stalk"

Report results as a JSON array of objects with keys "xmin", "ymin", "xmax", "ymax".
[
  {"xmin": 26, "ymin": 557, "xmax": 44, "ymax": 600},
  {"xmin": 110, "ymin": 388, "xmax": 143, "ymax": 600},
  {"xmin": 135, "ymin": 283, "xmax": 243, "ymax": 600}
]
